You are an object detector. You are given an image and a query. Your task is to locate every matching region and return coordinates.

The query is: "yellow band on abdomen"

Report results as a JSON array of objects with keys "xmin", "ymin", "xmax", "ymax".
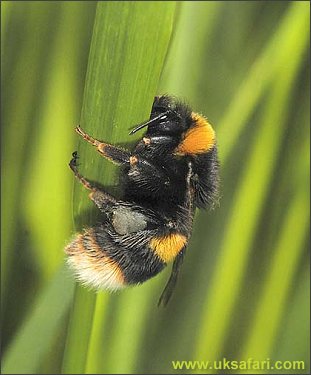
[{"xmin": 149, "ymin": 233, "xmax": 187, "ymax": 263}]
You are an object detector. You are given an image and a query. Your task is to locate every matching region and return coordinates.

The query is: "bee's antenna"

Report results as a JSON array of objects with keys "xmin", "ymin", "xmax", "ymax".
[{"xmin": 129, "ymin": 111, "xmax": 169, "ymax": 135}]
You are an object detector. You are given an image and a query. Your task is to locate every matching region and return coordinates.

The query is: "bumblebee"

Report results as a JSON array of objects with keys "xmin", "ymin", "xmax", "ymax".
[{"xmin": 65, "ymin": 95, "xmax": 219, "ymax": 306}]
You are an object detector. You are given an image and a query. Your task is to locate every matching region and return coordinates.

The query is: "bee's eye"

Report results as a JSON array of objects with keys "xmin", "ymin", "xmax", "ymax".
[{"xmin": 149, "ymin": 116, "xmax": 180, "ymax": 135}]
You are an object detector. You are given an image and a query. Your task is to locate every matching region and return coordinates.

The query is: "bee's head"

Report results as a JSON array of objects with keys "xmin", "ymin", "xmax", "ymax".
[
  {"xmin": 129, "ymin": 95, "xmax": 192, "ymax": 137},
  {"xmin": 147, "ymin": 95, "xmax": 192, "ymax": 136}
]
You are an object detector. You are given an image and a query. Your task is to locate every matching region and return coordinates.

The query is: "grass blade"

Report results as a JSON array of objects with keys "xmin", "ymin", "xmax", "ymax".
[
  {"xmin": 195, "ymin": 3, "xmax": 309, "ymax": 364},
  {"xmin": 218, "ymin": 1, "xmax": 310, "ymax": 163},
  {"xmin": 61, "ymin": 2, "xmax": 177, "ymax": 373},
  {"xmin": 241, "ymin": 133, "xmax": 310, "ymax": 361},
  {"xmin": 2, "ymin": 265, "xmax": 74, "ymax": 374}
]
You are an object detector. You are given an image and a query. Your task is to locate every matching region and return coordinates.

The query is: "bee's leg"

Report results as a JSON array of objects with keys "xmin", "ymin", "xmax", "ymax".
[
  {"xmin": 69, "ymin": 151, "xmax": 97, "ymax": 191},
  {"xmin": 68, "ymin": 151, "xmax": 156, "ymax": 215},
  {"xmin": 69, "ymin": 151, "xmax": 117, "ymax": 207},
  {"xmin": 158, "ymin": 247, "xmax": 186, "ymax": 307},
  {"xmin": 75, "ymin": 126, "xmax": 130, "ymax": 165},
  {"xmin": 88, "ymin": 190, "xmax": 118, "ymax": 211}
]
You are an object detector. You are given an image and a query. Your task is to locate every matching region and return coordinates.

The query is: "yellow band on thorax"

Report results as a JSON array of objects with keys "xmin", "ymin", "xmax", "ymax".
[{"xmin": 174, "ymin": 112, "xmax": 215, "ymax": 155}]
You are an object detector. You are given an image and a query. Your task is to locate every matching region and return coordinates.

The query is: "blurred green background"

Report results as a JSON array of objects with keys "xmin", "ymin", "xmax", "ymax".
[{"xmin": 1, "ymin": 1, "xmax": 309, "ymax": 374}]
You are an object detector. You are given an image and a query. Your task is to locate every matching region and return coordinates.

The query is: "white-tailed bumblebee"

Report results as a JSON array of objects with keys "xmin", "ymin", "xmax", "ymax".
[{"xmin": 65, "ymin": 95, "xmax": 219, "ymax": 306}]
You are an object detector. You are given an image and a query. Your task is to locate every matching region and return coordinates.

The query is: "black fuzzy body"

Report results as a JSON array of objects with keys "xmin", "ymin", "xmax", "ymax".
[{"xmin": 65, "ymin": 95, "xmax": 219, "ymax": 304}]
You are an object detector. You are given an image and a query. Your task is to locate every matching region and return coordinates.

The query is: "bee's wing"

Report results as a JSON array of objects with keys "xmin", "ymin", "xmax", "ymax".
[{"xmin": 157, "ymin": 247, "xmax": 186, "ymax": 307}]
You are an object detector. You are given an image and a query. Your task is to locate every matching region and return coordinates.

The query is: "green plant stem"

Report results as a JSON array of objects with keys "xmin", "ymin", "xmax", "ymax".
[{"xmin": 61, "ymin": 2, "xmax": 176, "ymax": 373}]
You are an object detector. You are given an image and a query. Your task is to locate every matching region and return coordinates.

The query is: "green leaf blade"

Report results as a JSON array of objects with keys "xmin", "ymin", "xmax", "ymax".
[{"xmin": 62, "ymin": 2, "xmax": 177, "ymax": 373}]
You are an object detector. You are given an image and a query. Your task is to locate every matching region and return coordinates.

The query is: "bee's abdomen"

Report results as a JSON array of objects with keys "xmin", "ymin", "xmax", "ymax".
[
  {"xmin": 65, "ymin": 226, "xmax": 166, "ymax": 290},
  {"xmin": 65, "ymin": 229, "xmax": 126, "ymax": 290}
]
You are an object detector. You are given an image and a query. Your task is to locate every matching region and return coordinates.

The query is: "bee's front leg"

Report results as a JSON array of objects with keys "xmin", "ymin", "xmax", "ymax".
[{"xmin": 75, "ymin": 126, "xmax": 131, "ymax": 165}]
